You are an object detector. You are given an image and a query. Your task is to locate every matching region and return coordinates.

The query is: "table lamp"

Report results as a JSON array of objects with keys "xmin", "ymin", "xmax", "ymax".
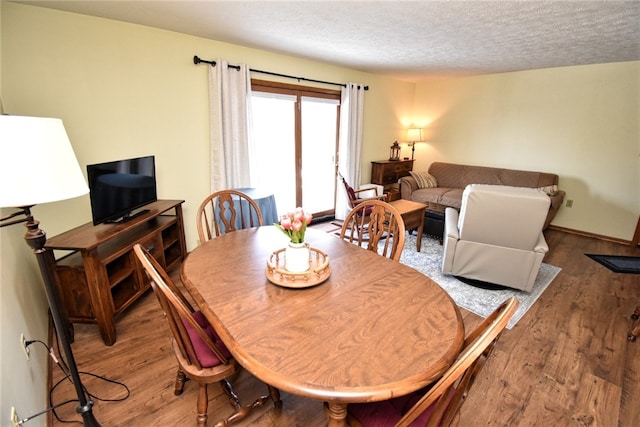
[
  {"xmin": 0, "ymin": 115, "xmax": 101, "ymax": 426},
  {"xmin": 406, "ymin": 128, "xmax": 424, "ymax": 160}
]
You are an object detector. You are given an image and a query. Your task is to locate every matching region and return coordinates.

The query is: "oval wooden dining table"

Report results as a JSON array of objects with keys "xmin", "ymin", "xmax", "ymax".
[{"xmin": 180, "ymin": 226, "xmax": 464, "ymax": 426}]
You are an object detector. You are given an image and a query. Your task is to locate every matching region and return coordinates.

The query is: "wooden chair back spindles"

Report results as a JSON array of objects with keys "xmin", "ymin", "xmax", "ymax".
[
  {"xmin": 196, "ymin": 190, "xmax": 265, "ymax": 243},
  {"xmin": 340, "ymin": 199, "xmax": 406, "ymax": 261},
  {"xmin": 133, "ymin": 244, "xmax": 281, "ymax": 427},
  {"xmin": 347, "ymin": 297, "xmax": 520, "ymax": 427}
]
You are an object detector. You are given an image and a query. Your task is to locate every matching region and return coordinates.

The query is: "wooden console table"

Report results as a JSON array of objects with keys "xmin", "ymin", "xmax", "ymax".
[
  {"xmin": 370, "ymin": 159, "xmax": 414, "ymax": 201},
  {"xmin": 45, "ymin": 200, "xmax": 187, "ymax": 345}
]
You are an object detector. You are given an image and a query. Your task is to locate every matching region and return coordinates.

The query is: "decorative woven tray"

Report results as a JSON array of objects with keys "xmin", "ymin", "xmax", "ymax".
[{"xmin": 265, "ymin": 247, "xmax": 331, "ymax": 288}]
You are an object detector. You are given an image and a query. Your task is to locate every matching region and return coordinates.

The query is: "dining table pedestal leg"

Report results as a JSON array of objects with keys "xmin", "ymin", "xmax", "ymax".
[{"xmin": 324, "ymin": 402, "xmax": 348, "ymax": 427}]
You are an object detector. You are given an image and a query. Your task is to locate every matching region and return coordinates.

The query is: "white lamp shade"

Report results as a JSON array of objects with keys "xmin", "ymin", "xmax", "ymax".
[
  {"xmin": 407, "ymin": 128, "xmax": 423, "ymax": 142},
  {"xmin": 0, "ymin": 115, "xmax": 89, "ymax": 208}
]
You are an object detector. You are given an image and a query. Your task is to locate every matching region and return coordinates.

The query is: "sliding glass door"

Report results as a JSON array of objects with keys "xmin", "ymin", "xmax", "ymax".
[{"xmin": 251, "ymin": 81, "xmax": 340, "ymax": 219}]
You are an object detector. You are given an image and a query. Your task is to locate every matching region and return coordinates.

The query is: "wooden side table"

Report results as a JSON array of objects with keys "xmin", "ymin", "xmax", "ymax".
[{"xmin": 390, "ymin": 199, "xmax": 427, "ymax": 252}]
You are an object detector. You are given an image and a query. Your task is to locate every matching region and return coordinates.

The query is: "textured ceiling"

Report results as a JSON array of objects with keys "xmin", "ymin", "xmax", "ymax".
[{"xmin": 14, "ymin": 0, "xmax": 640, "ymax": 81}]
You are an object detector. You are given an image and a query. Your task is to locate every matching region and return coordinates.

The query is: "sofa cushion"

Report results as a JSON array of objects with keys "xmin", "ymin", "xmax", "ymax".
[
  {"xmin": 498, "ymin": 169, "xmax": 541, "ymax": 187},
  {"xmin": 428, "ymin": 162, "xmax": 468, "ymax": 188},
  {"xmin": 409, "ymin": 170, "xmax": 438, "ymax": 188},
  {"xmin": 428, "ymin": 162, "xmax": 558, "ymax": 189},
  {"xmin": 406, "ymin": 187, "xmax": 464, "ymax": 209},
  {"xmin": 463, "ymin": 166, "xmax": 502, "ymax": 186},
  {"xmin": 411, "ymin": 188, "xmax": 450, "ymax": 205},
  {"xmin": 439, "ymin": 188, "xmax": 464, "ymax": 208}
]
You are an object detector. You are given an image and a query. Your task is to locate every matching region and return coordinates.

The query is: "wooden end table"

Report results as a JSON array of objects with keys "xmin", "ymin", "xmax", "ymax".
[{"xmin": 390, "ymin": 199, "xmax": 428, "ymax": 252}]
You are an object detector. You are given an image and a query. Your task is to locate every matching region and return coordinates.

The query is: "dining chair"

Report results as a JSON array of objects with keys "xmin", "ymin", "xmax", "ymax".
[
  {"xmin": 629, "ymin": 305, "xmax": 640, "ymax": 342},
  {"xmin": 347, "ymin": 297, "xmax": 519, "ymax": 427},
  {"xmin": 339, "ymin": 173, "xmax": 387, "ymax": 213},
  {"xmin": 196, "ymin": 189, "xmax": 265, "ymax": 243},
  {"xmin": 340, "ymin": 199, "xmax": 406, "ymax": 261},
  {"xmin": 133, "ymin": 244, "xmax": 281, "ymax": 427}
]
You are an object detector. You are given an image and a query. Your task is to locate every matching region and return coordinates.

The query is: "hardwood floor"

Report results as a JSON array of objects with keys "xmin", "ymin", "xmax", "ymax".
[{"xmin": 49, "ymin": 229, "xmax": 640, "ymax": 426}]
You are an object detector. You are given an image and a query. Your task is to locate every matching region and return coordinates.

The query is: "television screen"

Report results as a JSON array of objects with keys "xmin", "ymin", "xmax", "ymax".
[{"xmin": 87, "ymin": 155, "xmax": 157, "ymax": 225}]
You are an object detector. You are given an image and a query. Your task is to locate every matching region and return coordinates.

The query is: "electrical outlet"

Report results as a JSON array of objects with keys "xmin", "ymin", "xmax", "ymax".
[
  {"xmin": 565, "ymin": 199, "xmax": 573, "ymax": 208},
  {"xmin": 11, "ymin": 406, "xmax": 20, "ymax": 427},
  {"xmin": 20, "ymin": 334, "xmax": 30, "ymax": 360}
]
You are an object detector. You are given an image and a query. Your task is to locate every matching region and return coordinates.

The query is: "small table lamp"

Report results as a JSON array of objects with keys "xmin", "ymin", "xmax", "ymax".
[
  {"xmin": 406, "ymin": 128, "xmax": 424, "ymax": 160},
  {"xmin": 0, "ymin": 115, "xmax": 101, "ymax": 426}
]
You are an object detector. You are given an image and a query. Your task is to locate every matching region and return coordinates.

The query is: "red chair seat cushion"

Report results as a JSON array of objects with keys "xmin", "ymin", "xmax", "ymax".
[
  {"xmin": 183, "ymin": 310, "xmax": 232, "ymax": 368},
  {"xmin": 360, "ymin": 204, "xmax": 374, "ymax": 216},
  {"xmin": 348, "ymin": 386, "xmax": 435, "ymax": 427}
]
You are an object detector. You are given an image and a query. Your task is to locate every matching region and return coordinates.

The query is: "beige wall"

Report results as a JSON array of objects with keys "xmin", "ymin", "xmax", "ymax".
[
  {"xmin": 412, "ymin": 62, "xmax": 639, "ymax": 240},
  {"xmin": 0, "ymin": 3, "xmax": 52, "ymax": 424},
  {"xmin": 0, "ymin": 2, "xmax": 413, "ymax": 421}
]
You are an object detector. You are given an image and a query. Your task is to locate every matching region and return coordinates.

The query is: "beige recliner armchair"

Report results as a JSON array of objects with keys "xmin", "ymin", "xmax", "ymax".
[{"xmin": 442, "ymin": 184, "xmax": 550, "ymax": 292}]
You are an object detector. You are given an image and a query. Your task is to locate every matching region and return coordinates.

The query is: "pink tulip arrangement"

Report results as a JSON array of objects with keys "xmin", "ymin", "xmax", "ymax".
[{"xmin": 275, "ymin": 208, "xmax": 313, "ymax": 244}]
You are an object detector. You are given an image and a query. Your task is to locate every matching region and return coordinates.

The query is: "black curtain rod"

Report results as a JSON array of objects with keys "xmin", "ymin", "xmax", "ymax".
[{"xmin": 193, "ymin": 55, "xmax": 368, "ymax": 91}]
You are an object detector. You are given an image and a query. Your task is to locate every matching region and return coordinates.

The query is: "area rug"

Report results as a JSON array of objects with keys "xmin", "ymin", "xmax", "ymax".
[
  {"xmin": 585, "ymin": 254, "xmax": 640, "ymax": 274},
  {"xmin": 394, "ymin": 235, "xmax": 561, "ymax": 329}
]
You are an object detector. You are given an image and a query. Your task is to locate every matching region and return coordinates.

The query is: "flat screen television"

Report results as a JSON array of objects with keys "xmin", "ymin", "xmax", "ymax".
[{"xmin": 87, "ymin": 155, "xmax": 157, "ymax": 225}]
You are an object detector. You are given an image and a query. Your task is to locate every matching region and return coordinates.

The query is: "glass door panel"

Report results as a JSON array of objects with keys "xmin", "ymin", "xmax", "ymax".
[
  {"xmin": 301, "ymin": 97, "xmax": 339, "ymax": 216},
  {"xmin": 251, "ymin": 93, "xmax": 296, "ymax": 216},
  {"xmin": 251, "ymin": 86, "xmax": 340, "ymax": 219}
]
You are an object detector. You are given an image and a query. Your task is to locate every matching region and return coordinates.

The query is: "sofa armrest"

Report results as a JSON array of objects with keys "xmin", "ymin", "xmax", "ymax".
[
  {"xmin": 548, "ymin": 190, "xmax": 565, "ymax": 210},
  {"xmin": 543, "ymin": 189, "xmax": 565, "ymax": 229},
  {"xmin": 400, "ymin": 176, "xmax": 418, "ymax": 199}
]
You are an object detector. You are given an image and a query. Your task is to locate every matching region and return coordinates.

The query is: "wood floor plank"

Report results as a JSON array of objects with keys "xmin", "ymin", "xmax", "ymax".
[
  {"xmin": 49, "ymin": 229, "xmax": 640, "ymax": 426},
  {"xmin": 621, "ymin": 341, "xmax": 640, "ymax": 427}
]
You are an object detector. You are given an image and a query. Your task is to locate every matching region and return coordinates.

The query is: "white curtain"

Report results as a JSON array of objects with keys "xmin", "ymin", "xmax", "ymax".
[
  {"xmin": 336, "ymin": 83, "xmax": 366, "ymax": 220},
  {"xmin": 208, "ymin": 59, "xmax": 255, "ymax": 191}
]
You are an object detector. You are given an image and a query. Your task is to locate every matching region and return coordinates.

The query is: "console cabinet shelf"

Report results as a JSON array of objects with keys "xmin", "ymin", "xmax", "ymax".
[
  {"xmin": 371, "ymin": 159, "xmax": 414, "ymax": 201},
  {"xmin": 45, "ymin": 200, "xmax": 186, "ymax": 346}
]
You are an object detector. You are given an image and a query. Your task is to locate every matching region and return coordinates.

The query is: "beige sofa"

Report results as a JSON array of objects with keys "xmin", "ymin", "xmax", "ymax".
[{"xmin": 399, "ymin": 162, "xmax": 565, "ymax": 229}]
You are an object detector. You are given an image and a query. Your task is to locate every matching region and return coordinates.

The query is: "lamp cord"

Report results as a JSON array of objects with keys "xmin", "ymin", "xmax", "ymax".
[{"xmin": 23, "ymin": 338, "xmax": 130, "ymax": 424}]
